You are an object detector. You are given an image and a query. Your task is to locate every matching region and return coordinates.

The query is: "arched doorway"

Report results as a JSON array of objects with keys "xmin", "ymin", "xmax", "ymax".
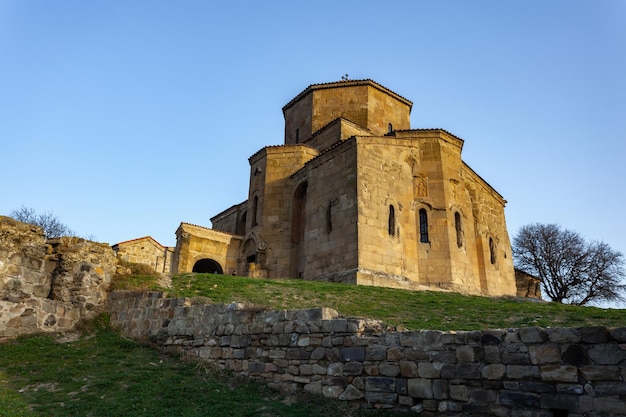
[{"xmin": 192, "ymin": 259, "xmax": 223, "ymax": 274}]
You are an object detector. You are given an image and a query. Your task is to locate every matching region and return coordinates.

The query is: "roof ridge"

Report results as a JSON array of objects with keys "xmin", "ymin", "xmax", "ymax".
[
  {"xmin": 113, "ymin": 235, "xmax": 165, "ymax": 248},
  {"xmin": 282, "ymin": 79, "xmax": 412, "ymax": 112}
]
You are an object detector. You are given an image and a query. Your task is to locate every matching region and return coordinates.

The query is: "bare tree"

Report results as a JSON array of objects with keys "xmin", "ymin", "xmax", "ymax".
[
  {"xmin": 10, "ymin": 206, "xmax": 75, "ymax": 239},
  {"xmin": 513, "ymin": 223, "xmax": 626, "ymax": 306}
]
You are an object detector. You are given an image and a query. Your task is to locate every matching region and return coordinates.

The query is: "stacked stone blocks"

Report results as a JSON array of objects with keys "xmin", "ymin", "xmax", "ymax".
[
  {"xmin": 107, "ymin": 291, "xmax": 626, "ymax": 416},
  {"xmin": 1, "ymin": 216, "xmax": 117, "ymax": 341}
]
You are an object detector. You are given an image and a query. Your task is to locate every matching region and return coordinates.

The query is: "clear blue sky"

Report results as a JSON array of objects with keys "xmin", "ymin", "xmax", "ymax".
[{"xmin": 2, "ymin": 1, "xmax": 625, "ymax": 299}]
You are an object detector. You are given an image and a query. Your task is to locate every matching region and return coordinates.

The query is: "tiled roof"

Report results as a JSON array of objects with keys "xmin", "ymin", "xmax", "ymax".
[
  {"xmin": 393, "ymin": 128, "xmax": 465, "ymax": 143},
  {"xmin": 113, "ymin": 235, "xmax": 165, "ymax": 248},
  {"xmin": 282, "ymin": 79, "xmax": 413, "ymax": 112},
  {"xmin": 291, "ymin": 136, "xmax": 355, "ymax": 179},
  {"xmin": 248, "ymin": 143, "xmax": 317, "ymax": 163},
  {"xmin": 179, "ymin": 222, "xmax": 241, "ymax": 237}
]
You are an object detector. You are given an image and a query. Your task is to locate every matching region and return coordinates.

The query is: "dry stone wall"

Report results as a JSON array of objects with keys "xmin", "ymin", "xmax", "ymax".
[
  {"xmin": 107, "ymin": 291, "xmax": 626, "ymax": 416},
  {"xmin": 0, "ymin": 216, "xmax": 117, "ymax": 341}
]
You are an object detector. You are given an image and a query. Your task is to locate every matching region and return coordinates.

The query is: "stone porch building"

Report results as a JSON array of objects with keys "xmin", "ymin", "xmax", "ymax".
[{"xmin": 166, "ymin": 79, "xmax": 517, "ymax": 297}]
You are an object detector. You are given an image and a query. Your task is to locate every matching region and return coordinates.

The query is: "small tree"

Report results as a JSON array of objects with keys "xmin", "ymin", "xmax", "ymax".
[
  {"xmin": 10, "ymin": 206, "xmax": 75, "ymax": 239},
  {"xmin": 513, "ymin": 223, "xmax": 626, "ymax": 306}
]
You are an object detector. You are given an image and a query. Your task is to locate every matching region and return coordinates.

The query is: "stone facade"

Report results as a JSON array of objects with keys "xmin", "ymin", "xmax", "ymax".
[
  {"xmin": 170, "ymin": 223, "xmax": 241, "ymax": 275},
  {"xmin": 112, "ymin": 236, "xmax": 174, "ymax": 274},
  {"xmin": 171, "ymin": 79, "xmax": 517, "ymax": 297},
  {"xmin": 107, "ymin": 291, "xmax": 626, "ymax": 416},
  {"xmin": 0, "ymin": 216, "xmax": 117, "ymax": 341}
]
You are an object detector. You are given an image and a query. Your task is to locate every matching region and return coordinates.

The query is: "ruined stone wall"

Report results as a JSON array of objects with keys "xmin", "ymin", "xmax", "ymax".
[
  {"xmin": 515, "ymin": 269, "xmax": 542, "ymax": 299},
  {"xmin": 0, "ymin": 216, "xmax": 117, "ymax": 341},
  {"xmin": 113, "ymin": 237, "xmax": 173, "ymax": 274},
  {"xmin": 106, "ymin": 291, "xmax": 626, "ymax": 416}
]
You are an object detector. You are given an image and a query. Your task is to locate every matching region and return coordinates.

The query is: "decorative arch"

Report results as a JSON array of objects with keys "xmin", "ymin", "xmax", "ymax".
[
  {"xmin": 192, "ymin": 258, "xmax": 223, "ymax": 274},
  {"xmin": 290, "ymin": 181, "xmax": 308, "ymax": 278},
  {"xmin": 291, "ymin": 182, "xmax": 308, "ymax": 244},
  {"xmin": 489, "ymin": 236, "xmax": 497, "ymax": 265}
]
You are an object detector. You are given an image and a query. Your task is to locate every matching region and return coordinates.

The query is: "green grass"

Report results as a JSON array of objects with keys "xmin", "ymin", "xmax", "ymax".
[
  {"xmin": 164, "ymin": 273, "xmax": 626, "ymax": 331},
  {"xmin": 0, "ymin": 321, "xmax": 378, "ymax": 417},
  {"xmin": 2, "ymin": 273, "xmax": 624, "ymax": 416}
]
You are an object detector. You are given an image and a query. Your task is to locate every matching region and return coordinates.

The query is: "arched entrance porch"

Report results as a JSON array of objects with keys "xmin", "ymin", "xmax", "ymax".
[{"xmin": 192, "ymin": 258, "xmax": 224, "ymax": 274}]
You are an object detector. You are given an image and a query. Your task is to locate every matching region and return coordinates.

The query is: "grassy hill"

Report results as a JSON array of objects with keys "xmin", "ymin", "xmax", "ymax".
[
  {"xmin": 0, "ymin": 319, "xmax": 376, "ymax": 417},
  {"xmin": 2, "ymin": 272, "xmax": 624, "ymax": 416},
  {"xmin": 113, "ymin": 272, "xmax": 626, "ymax": 331}
]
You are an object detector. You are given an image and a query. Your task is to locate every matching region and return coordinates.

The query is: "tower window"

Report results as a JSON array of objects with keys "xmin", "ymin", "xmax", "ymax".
[
  {"xmin": 326, "ymin": 201, "xmax": 333, "ymax": 234},
  {"xmin": 388, "ymin": 205, "xmax": 396, "ymax": 236},
  {"xmin": 295, "ymin": 128, "xmax": 300, "ymax": 143},
  {"xmin": 489, "ymin": 237, "xmax": 497, "ymax": 264},
  {"xmin": 419, "ymin": 208, "xmax": 429, "ymax": 243},
  {"xmin": 388, "ymin": 123, "xmax": 393, "ymax": 133},
  {"xmin": 455, "ymin": 212, "xmax": 463, "ymax": 248}
]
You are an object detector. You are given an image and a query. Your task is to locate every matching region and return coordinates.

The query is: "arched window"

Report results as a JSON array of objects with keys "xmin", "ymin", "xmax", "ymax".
[
  {"xmin": 455, "ymin": 212, "xmax": 463, "ymax": 248},
  {"xmin": 388, "ymin": 123, "xmax": 393, "ymax": 133},
  {"xmin": 295, "ymin": 128, "xmax": 300, "ymax": 144},
  {"xmin": 388, "ymin": 205, "xmax": 396, "ymax": 236},
  {"xmin": 489, "ymin": 237, "xmax": 497, "ymax": 265},
  {"xmin": 419, "ymin": 208, "xmax": 429, "ymax": 243}
]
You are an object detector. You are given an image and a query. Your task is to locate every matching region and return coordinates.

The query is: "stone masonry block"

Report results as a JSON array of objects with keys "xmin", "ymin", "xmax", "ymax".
[
  {"xmin": 456, "ymin": 345, "xmax": 475, "ymax": 362},
  {"xmin": 540, "ymin": 365, "xmax": 578, "ymax": 383},
  {"xmin": 449, "ymin": 384, "xmax": 469, "ymax": 401},
  {"xmin": 610, "ymin": 327, "xmax": 626, "ymax": 342},
  {"xmin": 340, "ymin": 346, "xmax": 365, "ymax": 362},
  {"xmin": 529, "ymin": 343, "xmax": 561, "ymax": 364},
  {"xmin": 580, "ymin": 365, "xmax": 621, "ymax": 381},
  {"xmin": 365, "ymin": 376, "xmax": 396, "ymax": 393},
  {"xmin": 418, "ymin": 362, "xmax": 443, "ymax": 378},
  {"xmin": 519, "ymin": 327, "xmax": 546, "ymax": 343},
  {"xmin": 540, "ymin": 394, "xmax": 580, "ymax": 412},
  {"xmin": 507, "ymin": 365, "xmax": 540, "ymax": 379},
  {"xmin": 588, "ymin": 343, "xmax": 626, "ymax": 365},
  {"xmin": 547, "ymin": 328, "xmax": 581, "ymax": 343},
  {"xmin": 441, "ymin": 363, "xmax": 481, "ymax": 379},
  {"xmin": 481, "ymin": 364, "xmax": 506, "ymax": 380},
  {"xmin": 579, "ymin": 326, "xmax": 609, "ymax": 343},
  {"xmin": 399, "ymin": 361, "xmax": 418, "ymax": 378},
  {"xmin": 594, "ymin": 396, "xmax": 626, "ymax": 414},
  {"xmin": 407, "ymin": 378, "xmax": 433, "ymax": 399}
]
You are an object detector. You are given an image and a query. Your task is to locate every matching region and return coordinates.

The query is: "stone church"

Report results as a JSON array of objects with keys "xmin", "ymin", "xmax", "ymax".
[{"xmin": 116, "ymin": 79, "xmax": 518, "ymax": 297}]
